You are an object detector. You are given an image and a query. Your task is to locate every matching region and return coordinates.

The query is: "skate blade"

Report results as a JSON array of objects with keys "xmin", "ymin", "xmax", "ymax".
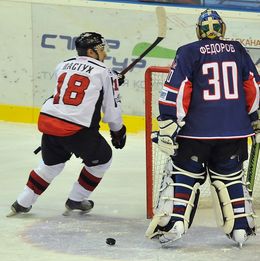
[
  {"xmin": 62, "ymin": 209, "xmax": 72, "ymax": 216},
  {"xmin": 62, "ymin": 208, "xmax": 92, "ymax": 216},
  {"xmin": 160, "ymin": 235, "xmax": 182, "ymax": 248},
  {"xmin": 79, "ymin": 208, "xmax": 92, "ymax": 215},
  {"xmin": 6, "ymin": 210, "xmax": 17, "ymax": 217}
]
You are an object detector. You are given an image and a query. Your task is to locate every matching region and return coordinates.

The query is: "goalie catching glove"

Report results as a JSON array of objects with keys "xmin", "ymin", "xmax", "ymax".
[
  {"xmin": 157, "ymin": 119, "xmax": 185, "ymax": 156},
  {"xmin": 110, "ymin": 125, "xmax": 126, "ymax": 149}
]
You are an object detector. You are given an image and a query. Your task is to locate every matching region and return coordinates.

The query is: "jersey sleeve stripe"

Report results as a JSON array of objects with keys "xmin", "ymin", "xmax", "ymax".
[
  {"xmin": 176, "ymin": 77, "xmax": 192, "ymax": 120},
  {"xmin": 159, "ymin": 100, "xmax": 176, "ymax": 107},
  {"xmin": 243, "ymin": 72, "xmax": 260, "ymax": 114},
  {"xmin": 163, "ymin": 83, "xmax": 179, "ymax": 92}
]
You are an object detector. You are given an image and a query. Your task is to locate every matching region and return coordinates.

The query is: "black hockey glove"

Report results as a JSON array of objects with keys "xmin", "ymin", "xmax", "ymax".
[
  {"xmin": 110, "ymin": 125, "xmax": 126, "ymax": 149},
  {"xmin": 113, "ymin": 70, "xmax": 125, "ymax": 86}
]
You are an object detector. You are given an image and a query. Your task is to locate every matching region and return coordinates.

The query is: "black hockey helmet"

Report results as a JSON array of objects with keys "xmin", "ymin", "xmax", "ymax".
[{"xmin": 75, "ymin": 32, "xmax": 106, "ymax": 56}]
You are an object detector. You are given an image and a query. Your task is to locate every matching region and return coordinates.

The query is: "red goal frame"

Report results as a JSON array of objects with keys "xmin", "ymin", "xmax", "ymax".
[{"xmin": 145, "ymin": 66, "xmax": 170, "ymax": 219}]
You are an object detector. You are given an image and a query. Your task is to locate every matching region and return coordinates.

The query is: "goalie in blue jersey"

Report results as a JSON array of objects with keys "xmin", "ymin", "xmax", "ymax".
[{"xmin": 146, "ymin": 9, "xmax": 260, "ymax": 248}]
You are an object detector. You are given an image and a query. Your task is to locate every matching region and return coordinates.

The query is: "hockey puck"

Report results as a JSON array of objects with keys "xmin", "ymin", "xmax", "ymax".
[{"xmin": 106, "ymin": 238, "xmax": 116, "ymax": 245}]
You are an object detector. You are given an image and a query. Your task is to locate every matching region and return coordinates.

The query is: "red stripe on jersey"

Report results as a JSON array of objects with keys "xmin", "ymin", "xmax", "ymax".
[
  {"xmin": 159, "ymin": 100, "xmax": 176, "ymax": 107},
  {"xmin": 243, "ymin": 74, "xmax": 258, "ymax": 113},
  {"xmin": 182, "ymin": 80, "xmax": 192, "ymax": 114},
  {"xmin": 38, "ymin": 113, "xmax": 83, "ymax": 136},
  {"xmin": 164, "ymin": 83, "xmax": 179, "ymax": 92}
]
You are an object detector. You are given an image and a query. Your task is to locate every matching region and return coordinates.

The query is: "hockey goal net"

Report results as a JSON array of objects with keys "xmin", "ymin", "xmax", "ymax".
[{"xmin": 145, "ymin": 66, "xmax": 260, "ymax": 219}]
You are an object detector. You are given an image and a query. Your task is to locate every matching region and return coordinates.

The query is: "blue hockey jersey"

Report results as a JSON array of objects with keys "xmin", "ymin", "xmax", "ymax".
[{"xmin": 159, "ymin": 39, "xmax": 260, "ymax": 139}]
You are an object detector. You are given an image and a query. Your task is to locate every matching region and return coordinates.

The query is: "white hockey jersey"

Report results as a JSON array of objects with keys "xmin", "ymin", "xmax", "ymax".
[{"xmin": 38, "ymin": 56, "xmax": 123, "ymax": 136}]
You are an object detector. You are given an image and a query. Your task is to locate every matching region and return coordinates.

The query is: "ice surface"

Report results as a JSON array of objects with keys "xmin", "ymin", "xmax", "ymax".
[{"xmin": 1, "ymin": 122, "xmax": 260, "ymax": 261}]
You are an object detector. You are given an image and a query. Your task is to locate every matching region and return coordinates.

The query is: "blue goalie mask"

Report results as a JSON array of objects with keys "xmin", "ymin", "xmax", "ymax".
[{"xmin": 196, "ymin": 9, "xmax": 226, "ymax": 40}]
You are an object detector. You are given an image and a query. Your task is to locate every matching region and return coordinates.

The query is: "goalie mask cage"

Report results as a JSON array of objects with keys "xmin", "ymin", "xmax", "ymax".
[{"xmin": 145, "ymin": 66, "xmax": 260, "ymax": 219}]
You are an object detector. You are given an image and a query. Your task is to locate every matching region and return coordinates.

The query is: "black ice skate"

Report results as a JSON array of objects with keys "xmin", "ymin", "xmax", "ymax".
[
  {"xmin": 6, "ymin": 201, "xmax": 32, "ymax": 217},
  {"xmin": 63, "ymin": 198, "xmax": 94, "ymax": 216}
]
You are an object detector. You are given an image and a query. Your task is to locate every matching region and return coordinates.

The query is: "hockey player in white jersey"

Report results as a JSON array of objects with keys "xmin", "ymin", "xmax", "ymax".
[{"xmin": 8, "ymin": 32, "xmax": 126, "ymax": 216}]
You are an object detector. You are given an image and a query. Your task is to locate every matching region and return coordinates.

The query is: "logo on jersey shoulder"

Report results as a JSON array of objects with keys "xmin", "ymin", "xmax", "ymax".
[{"xmin": 160, "ymin": 90, "xmax": 168, "ymax": 100}]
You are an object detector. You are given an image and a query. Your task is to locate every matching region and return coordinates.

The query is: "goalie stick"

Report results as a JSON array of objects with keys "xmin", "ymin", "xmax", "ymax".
[
  {"xmin": 120, "ymin": 6, "xmax": 167, "ymax": 75},
  {"xmin": 246, "ymin": 136, "xmax": 260, "ymax": 196}
]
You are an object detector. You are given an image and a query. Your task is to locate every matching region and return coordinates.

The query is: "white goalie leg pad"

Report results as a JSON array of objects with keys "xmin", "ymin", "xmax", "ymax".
[
  {"xmin": 210, "ymin": 168, "xmax": 256, "ymax": 236},
  {"xmin": 155, "ymin": 174, "xmax": 175, "ymax": 227},
  {"xmin": 146, "ymin": 159, "xmax": 205, "ymax": 241},
  {"xmin": 242, "ymin": 181, "xmax": 256, "ymax": 231},
  {"xmin": 211, "ymin": 180, "xmax": 235, "ymax": 234},
  {"xmin": 158, "ymin": 181, "xmax": 201, "ymax": 246},
  {"xmin": 180, "ymin": 182, "xmax": 201, "ymax": 231},
  {"xmin": 146, "ymin": 160, "xmax": 174, "ymax": 238},
  {"xmin": 170, "ymin": 163, "xmax": 205, "ymax": 231}
]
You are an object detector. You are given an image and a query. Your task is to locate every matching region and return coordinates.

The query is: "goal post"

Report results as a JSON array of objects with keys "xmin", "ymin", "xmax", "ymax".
[
  {"xmin": 144, "ymin": 65, "xmax": 260, "ymax": 219},
  {"xmin": 145, "ymin": 66, "xmax": 170, "ymax": 218}
]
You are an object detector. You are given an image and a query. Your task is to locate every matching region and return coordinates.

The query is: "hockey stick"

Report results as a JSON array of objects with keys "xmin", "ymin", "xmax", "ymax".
[
  {"xmin": 120, "ymin": 6, "xmax": 167, "ymax": 75},
  {"xmin": 246, "ymin": 136, "xmax": 260, "ymax": 196}
]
